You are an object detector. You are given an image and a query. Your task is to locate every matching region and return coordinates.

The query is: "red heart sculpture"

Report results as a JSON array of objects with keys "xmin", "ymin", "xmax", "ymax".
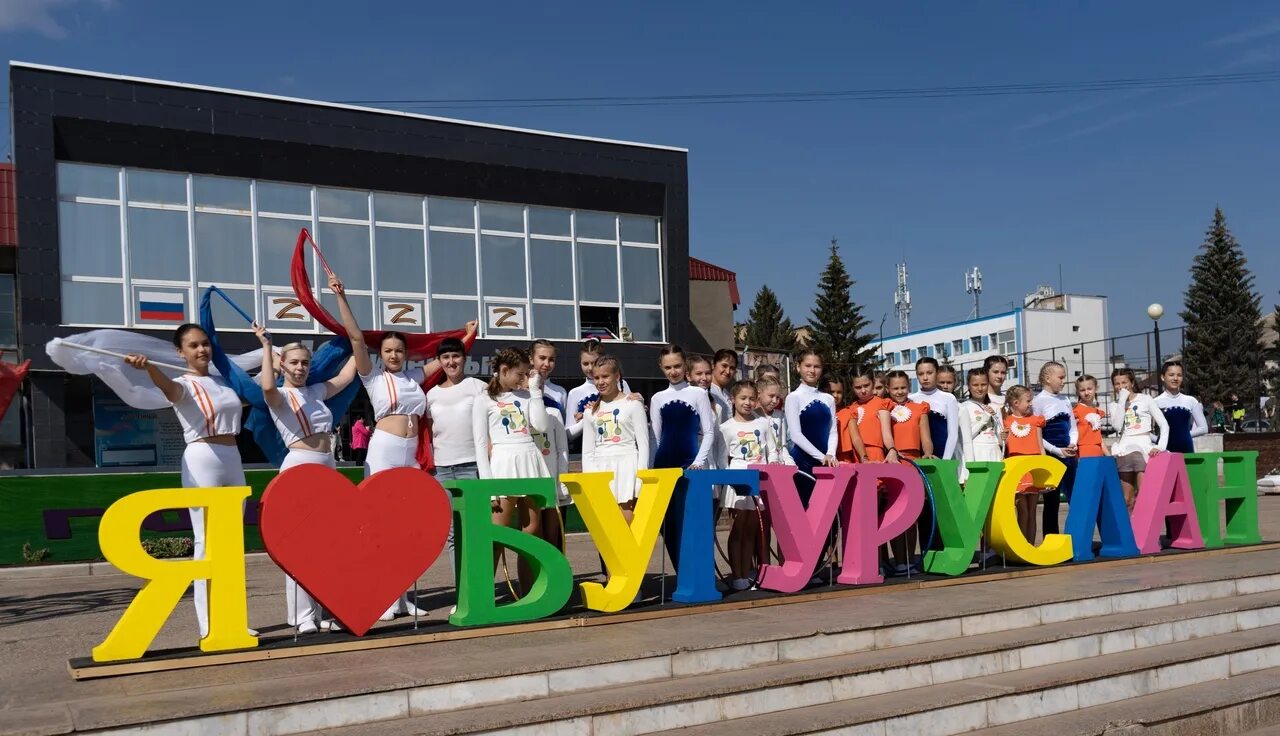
[{"xmin": 259, "ymin": 465, "xmax": 451, "ymax": 636}]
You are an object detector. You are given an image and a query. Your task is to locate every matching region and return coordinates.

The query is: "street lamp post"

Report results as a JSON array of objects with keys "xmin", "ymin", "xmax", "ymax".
[{"xmin": 1148, "ymin": 303, "xmax": 1164, "ymax": 378}]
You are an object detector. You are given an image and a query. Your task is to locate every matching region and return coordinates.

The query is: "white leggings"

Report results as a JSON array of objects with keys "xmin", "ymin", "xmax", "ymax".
[
  {"xmin": 364, "ymin": 429, "xmax": 423, "ymax": 617},
  {"xmin": 280, "ymin": 448, "xmax": 336, "ymax": 627},
  {"xmin": 182, "ymin": 442, "xmax": 246, "ymax": 639}
]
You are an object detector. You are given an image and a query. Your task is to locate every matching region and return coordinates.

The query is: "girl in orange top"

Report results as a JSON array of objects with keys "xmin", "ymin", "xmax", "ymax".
[
  {"xmin": 846, "ymin": 372, "xmax": 890, "ymax": 462},
  {"xmin": 1002, "ymin": 384, "xmax": 1046, "ymax": 543},
  {"xmin": 883, "ymin": 370, "xmax": 933, "ymax": 573},
  {"xmin": 1073, "ymin": 375, "xmax": 1107, "ymax": 458},
  {"xmin": 884, "ymin": 371, "xmax": 933, "ymax": 461}
]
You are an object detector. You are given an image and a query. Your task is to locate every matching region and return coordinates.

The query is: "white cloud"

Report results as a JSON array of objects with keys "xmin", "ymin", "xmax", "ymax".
[
  {"xmin": 0, "ymin": 0, "xmax": 116, "ymax": 39},
  {"xmin": 1208, "ymin": 18, "xmax": 1280, "ymax": 47}
]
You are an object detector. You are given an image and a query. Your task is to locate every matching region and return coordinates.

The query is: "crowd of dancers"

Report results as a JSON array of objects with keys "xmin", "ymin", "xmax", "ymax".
[{"xmin": 61, "ymin": 257, "xmax": 1211, "ymax": 637}]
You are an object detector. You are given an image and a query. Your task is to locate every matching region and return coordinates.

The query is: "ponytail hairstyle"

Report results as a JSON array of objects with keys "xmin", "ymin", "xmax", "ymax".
[
  {"xmin": 688, "ymin": 354, "xmax": 712, "ymax": 372},
  {"xmin": 756, "ymin": 375, "xmax": 783, "ymax": 392},
  {"xmin": 966, "ymin": 368, "xmax": 989, "ymax": 404},
  {"xmin": 884, "ymin": 369, "xmax": 911, "ymax": 393},
  {"xmin": 594, "ymin": 354, "xmax": 622, "ymax": 377},
  {"xmin": 659, "ymin": 343, "xmax": 687, "ymax": 367},
  {"xmin": 795, "ymin": 347, "xmax": 822, "ymax": 366},
  {"xmin": 278, "ymin": 342, "xmax": 313, "ymax": 362},
  {"xmin": 531, "ymin": 339, "xmax": 557, "ymax": 357},
  {"xmin": 487, "ymin": 347, "xmax": 530, "ymax": 398},
  {"xmin": 1003, "ymin": 384, "xmax": 1032, "ymax": 417},
  {"xmin": 728, "ymin": 379, "xmax": 757, "ymax": 399},
  {"xmin": 580, "ymin": 338, "xmax": 604, "ymax": 357},
  {"xmin": 983, "ymin": 354, "xmax": 1009, "ymax": 372},
  {"xmin": 936, "ymin": 364, "xmax": 958, "ymax": 380},
  {"xmin": 1038, "ymin": 360, "xmax": 1066, "ymax": 385}
]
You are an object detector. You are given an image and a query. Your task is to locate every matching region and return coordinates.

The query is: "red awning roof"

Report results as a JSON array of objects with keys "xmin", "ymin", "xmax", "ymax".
[
  {"xmin": 689, "ymin": 257, "xmax": 739, "ymax": 306},
  {"xmin": 0, "ymin": 164, "xmax": 15, "ymax": 248}
]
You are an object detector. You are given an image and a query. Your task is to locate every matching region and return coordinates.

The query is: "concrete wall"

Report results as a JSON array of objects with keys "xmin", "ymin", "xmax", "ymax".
[
  {"xmin": 1021, "ymin": 294, "xmax": 1110, "ymax": 392},
  {"xmin": 689, "ymin": 280, "xmax": 735, "ymax": 355}
]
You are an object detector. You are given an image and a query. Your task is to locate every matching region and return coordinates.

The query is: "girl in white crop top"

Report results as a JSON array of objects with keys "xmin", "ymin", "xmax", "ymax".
[
  {"xmin": 253, "ymin": 323, "xmax": 358, "ymax": 634},
  {"xmin": 472, "ymin": 347, "xmax": 550, "ymax": 597},
  {"xmin": 125, "ymin": 324, "xmax": 256, "ymax": 641},
  {"xmin": 331, "ymin": 271, "xmax": 476, "ymax": 621}
]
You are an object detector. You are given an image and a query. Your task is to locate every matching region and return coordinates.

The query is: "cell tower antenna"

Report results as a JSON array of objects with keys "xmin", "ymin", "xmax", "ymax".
[
  {"xmin": 965, "ymin": 266, "xmax": 983, "ymax": 319},
  {"xmin": 893, "ymin": 263, "xmax": 911, "ymax": 334}
]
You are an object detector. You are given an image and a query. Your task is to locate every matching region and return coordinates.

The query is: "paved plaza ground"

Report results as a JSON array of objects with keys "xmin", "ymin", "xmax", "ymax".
[{"xmin": 1, "ymin": 496, "xmax": 1278, "ymax": 732}]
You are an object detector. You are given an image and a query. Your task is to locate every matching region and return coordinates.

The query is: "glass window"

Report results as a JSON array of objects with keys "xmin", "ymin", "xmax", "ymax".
[
  {"xmin": 320, "ymin": 292, "xmax": 372, "ymax": 327},
  {"xmin": 316, "ymin": 222, "xmax": 372, "ymax": 291},
  {"xmin": 126, "ymin": 170, "xmax": 187, "ymax": 205},
  {"xmin": 428, "ymin": 198, "xmax": 475, "ymax": 229},
  {"xmin": 193, "ymin": 176, "xmax": 250, "ymax": 210},
  {"xmin": 256, "ymin": 182, "xmax": 312, "ymax": 215},
  {"xmin": 532, "ymin": 303, "xmax": 577, "ymax": 340},
  {"xmin": 195, "ymin": 213, "xmax": 253, "ymax": 284},
  {"xmin": 428, "ymin": 230, "xmax": 477, "ymax": 296},
  {"xmin": 62, "ymin": 280, "xmax": 124, "ymax": 325},
  {"xmin": 575, "ymin": 211, "xmax": 616, "ymax": 240},
  {"xmin": 431, "ymin": 298, "xmax": 478, "ymax": 331},
  {"xmin": 480, "ymin": 234, "xmax": 527, "ymax": 298},
  {"xmin": 624, "ymin": 308, "xmax": 663, "ymax": 342},
  {"xmin": 0, "ymin": 275, "xmax": 16, "ymax": 347},
  {"xmin": 207, "ymin": 286, "xmax": 255, "ymax": 328},
  {"xmin": 530, "ymin": 239, "xmax": 573, "ymax": 300},
  {"xmin": 317, "ymin": 188, "xmax": 368, "ymax": 220},
  {"xmin": 127, "ymin": 208, "xmax": 190, "ymax": 281},
  {"xmin": 0, "ymin": 395, "xmax": 19, "ymax": 445},
  {"xmin": 620, "ymin": 215, "xmax": 659, "ymax": 244},
  {"xmin": 479, "ymin": 203, "xmax": 524, "ymax": 233},
  {"xmin": 375, "ymin": 227, "xmax": 426, "ymax": 293},
  {"xmin": 576, "ymin": 243, "xmax": 618, "ymax": 303},
  {"xmin": 57, "ymin": 163, "xmax": 118, "ymax": 200},
  {"xmin": 257, "ymin": 217, "xmax": 305, "ymax": 286},
  {"xmin": 953, "ymin": 339, "xmax": 964, "ymax": 355},
  {"xmin": 59, "ymin": 201, "xmax": 122, "ymax": 278},
  {"xmin": 373, "ymin": 193, "xmax": 424, "ymax": 225},
  {"xmin": 971, "ymin": 337, "xmax": 983, "ymax": 352},
  {"xmin": 621, "ymin": 246, "xmax": 661, "ymax": 305},
  {"xmin": 529, "ymin": 207, "xmax": 571, "ymax": 236}
]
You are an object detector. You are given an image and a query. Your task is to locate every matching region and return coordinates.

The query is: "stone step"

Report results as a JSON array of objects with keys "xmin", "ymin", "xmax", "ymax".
[
  {"xmin": 969, "ymin": 667, "xmax": 1280, "ymax": 736},
  {"xmin": 24, "ymin": 552, "xmax": 1280, "ymax": 736},
  {"xmin": 625, "ymin": 628, "xmax": 1280, "ymax": 736},
  {"xmin": 297, "ymin": 606, "xmax": 1280, "ymax": 736}
]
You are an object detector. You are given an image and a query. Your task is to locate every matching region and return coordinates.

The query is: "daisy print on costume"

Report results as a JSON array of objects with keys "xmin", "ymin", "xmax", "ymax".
[
  {"xmin": 890, "ymin": 404, "xmax": 914, "ymax": 424},
  {"xmin": 1009, "ymin": 419, "xmax": 1033, "ymax": 438}
]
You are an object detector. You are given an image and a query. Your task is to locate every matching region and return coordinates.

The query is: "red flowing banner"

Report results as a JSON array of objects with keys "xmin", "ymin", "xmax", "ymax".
[
  {"xmin": 0, "ymin": 349, "xmax": 29, "ymax": 424},
  {"xmin": 289, "ymin": 228, "xmax": 476, "ymax": 470}
]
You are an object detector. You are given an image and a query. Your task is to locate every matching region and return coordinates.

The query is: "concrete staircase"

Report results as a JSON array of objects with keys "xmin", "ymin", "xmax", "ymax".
[{"xmin": 33, "ymin": 549, "xmax": 1280, "ymax": 736}]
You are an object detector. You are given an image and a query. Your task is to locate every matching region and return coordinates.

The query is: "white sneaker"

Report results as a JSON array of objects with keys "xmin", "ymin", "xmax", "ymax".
[
  {"xmin": 402, "ymin": 602, "xmax": 429, "ymax": 617},
  {"xmin": 378, "ymin": 609, "xmax": 395, "ymax": 622},
  {"xmin": 319, "ymin": 620, "xmax": 342, "ymax": 632},
  {"xmin": 247, "ymin": 627, "xmax": 259, "ymax": 637},
  {"xmin": 449, "ymin": 605, "xmax": 457, "ymax": 615},
  {"xmin": 297, "ymin": 621, "xmax": 318, "ymax": 634}
]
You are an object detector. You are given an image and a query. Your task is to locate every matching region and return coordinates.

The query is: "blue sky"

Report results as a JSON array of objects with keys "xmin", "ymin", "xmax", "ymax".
[{"xmin": 3, "ymin": 1, "xmax": 1278, "ymax": 340}]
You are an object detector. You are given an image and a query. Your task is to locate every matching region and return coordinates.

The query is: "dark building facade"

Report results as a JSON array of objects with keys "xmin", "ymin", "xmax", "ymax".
[{"xmin": 9, "ymin": 62, "xmax": 691, "ymax": 469}]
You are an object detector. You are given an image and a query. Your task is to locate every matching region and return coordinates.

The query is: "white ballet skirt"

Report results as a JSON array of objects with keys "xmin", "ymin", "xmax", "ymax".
[
  {"xmin": 722, "ymin": 459, "xmax": 764, "ymax": 511},
  {"xmin": 488, "ymin": 443, "xmax": 551, "ymax": 490},
  {"xmin": 585, "ymin": 445, "xmax": 642, "ymax": 504}
]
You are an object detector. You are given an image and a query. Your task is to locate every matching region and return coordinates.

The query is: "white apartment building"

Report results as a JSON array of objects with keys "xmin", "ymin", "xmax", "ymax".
[{"xmin": 872, "ymin": 289, "xmax": 1110, "ymax": 396}]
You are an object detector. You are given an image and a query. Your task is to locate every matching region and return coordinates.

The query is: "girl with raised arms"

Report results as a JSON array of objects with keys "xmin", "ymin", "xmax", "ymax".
[
  {"xmin": 252, "ymin": 323, "xmax": 357, "ymax": 633},
  {"xmin": 332, "ymin": 272, "xmax": 468, "ymax": 620},
  {"xmin": 124, "ymin": 324, "xmax": 257, "ymax": 639}
]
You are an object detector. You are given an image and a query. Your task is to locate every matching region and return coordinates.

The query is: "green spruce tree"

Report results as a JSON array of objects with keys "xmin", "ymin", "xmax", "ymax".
[
  {"xmin": 806, "ymin": 239, "xmax": 875, "ymax": 373},
  {"xmin": 742, "ymin": 285, "xmax": 796, "ymax": 351},
  {"xmin": 1180, "ymin": 207, "xmax": 1265, "ymax": 405}
]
